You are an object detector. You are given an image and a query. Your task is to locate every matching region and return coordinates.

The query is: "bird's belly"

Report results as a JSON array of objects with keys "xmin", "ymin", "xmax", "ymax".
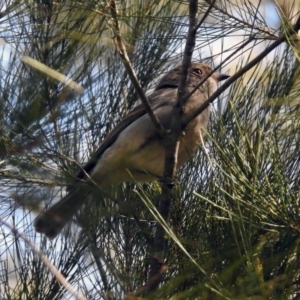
[{"xmin": 126, "ymin": 127, "xmax": 203, "ymax": 180}]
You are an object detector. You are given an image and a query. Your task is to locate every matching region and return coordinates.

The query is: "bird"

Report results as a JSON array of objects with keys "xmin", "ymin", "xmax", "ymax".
[{"xmin": 34, "ymin": 62, "xmax": 229, "ymax": 239}]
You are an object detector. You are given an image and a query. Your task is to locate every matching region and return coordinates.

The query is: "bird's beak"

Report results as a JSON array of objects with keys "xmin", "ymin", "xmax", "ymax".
[{"xmin": 214, "ymin": 73, "xmax": 230, "ymax": 82}]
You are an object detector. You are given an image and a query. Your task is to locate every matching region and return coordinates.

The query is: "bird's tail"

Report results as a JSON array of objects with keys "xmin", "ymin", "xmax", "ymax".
[{"xmin": 34, "ymin": 187, "xmax": 92, "ymax": 239}]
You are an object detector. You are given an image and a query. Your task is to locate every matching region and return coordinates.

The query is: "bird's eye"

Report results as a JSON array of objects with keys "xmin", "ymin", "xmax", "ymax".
[{"xmin": 193, "ymin": 68, "xmax": 202, "ymax": 75}]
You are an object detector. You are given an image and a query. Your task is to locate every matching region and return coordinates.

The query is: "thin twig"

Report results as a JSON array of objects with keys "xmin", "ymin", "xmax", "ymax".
[
  {"xmin": 0, "ymin": 217, "xmax": 87, "ymax": 300},
  {"xmin": 109, "ymin": 0, "xmax": 164, "ymax": 135},
  {"xmin": 183, "ymin": 17, "xmax": 300, "ymax": 127}
]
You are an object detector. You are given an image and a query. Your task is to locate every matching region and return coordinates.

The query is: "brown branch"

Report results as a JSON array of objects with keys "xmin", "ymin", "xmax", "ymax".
[
  {"xmin": 109, "ymin": 0, "xmax": 164, "ymax": 135},
  {"xmin": 145, "ymin": 0, "xmax": 200, "ymax": 295},
  {"xmin": 183, "ymin": 17, "xmax": 300, "ymax": 127},
  {"xmin": 128, "ymin": 264, "xmax": 168, "ymax": 298}
]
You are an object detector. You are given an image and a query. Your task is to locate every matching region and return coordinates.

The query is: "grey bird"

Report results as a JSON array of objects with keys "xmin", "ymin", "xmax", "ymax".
[{"xmin": 34, "ymin": 63, "xmax": 229, "ymax": 239}]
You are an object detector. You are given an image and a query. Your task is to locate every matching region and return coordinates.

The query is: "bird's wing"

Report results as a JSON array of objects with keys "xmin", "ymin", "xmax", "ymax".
[{"xmin": 74, "ymin": 103, "xmax": 148, "ymax": 181}]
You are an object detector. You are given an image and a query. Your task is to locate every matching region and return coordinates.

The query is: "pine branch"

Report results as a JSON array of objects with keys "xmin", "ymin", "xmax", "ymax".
[{"xmin": 109, "ymin": 0, "xmax": 164, "ymax": 135}]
